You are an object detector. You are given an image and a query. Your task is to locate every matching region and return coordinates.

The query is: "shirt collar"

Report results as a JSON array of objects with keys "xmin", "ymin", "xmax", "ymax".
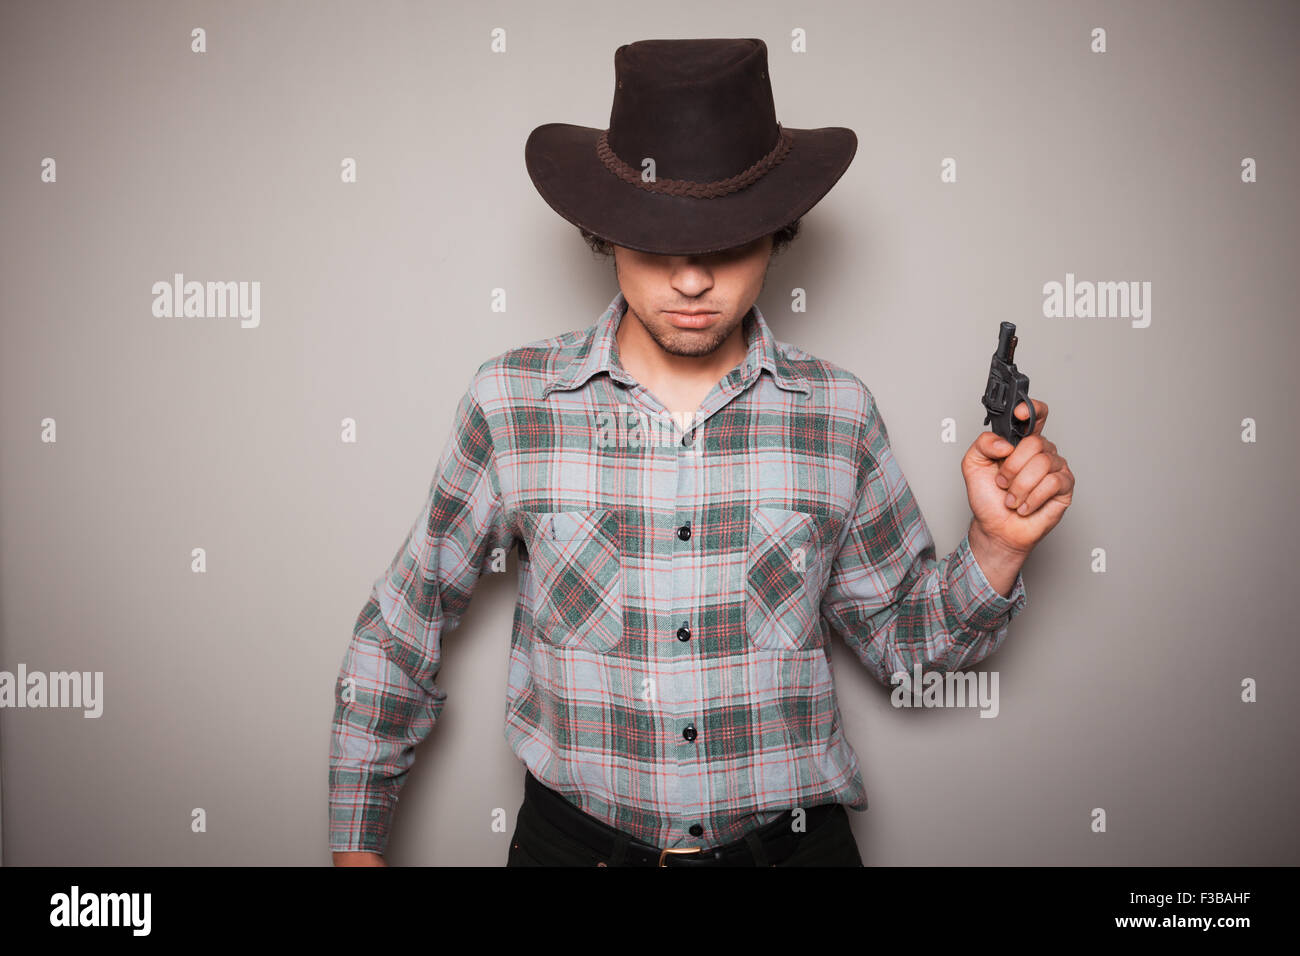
[{"xmin": 541, "ymin": 291, "xmax": 811, "ymax": 398}]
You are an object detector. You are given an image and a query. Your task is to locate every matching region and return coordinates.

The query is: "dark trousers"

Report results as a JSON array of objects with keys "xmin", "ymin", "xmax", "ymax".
[{"xmin": 507, "ymin": 770, "xmax": 863, "ymax": 867}]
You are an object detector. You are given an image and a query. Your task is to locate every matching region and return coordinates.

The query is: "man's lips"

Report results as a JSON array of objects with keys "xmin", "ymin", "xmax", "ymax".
[{"xmin": 664, "ymin": 310, "xmax": 719, "ymax": 328}]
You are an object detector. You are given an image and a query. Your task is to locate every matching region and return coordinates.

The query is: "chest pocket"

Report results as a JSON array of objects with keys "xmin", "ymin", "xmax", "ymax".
[
  {"xmin": 527, "ymin": 508, "xmax": 624, "ymax": 653},
  {"xmin": 744, "ymin": 506, "xmax": 825, "ymax": 652}
]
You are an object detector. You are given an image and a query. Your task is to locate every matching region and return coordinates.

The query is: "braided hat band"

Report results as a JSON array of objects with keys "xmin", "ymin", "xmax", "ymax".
[{"xmin": 595, "ymin": 124, "xmax": 795, "ymax": 199}]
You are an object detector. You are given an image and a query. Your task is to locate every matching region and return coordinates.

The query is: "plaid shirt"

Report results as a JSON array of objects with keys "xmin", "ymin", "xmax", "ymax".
[{"xmin": 329, "ymin": 291, "xmax": 1028, "ymax": 854}]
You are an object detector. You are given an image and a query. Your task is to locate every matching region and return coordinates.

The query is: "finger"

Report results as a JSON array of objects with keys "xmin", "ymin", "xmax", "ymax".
[
  {"xmin": 1013, "ymin": 452, "xmax": 1071, "ymax": 511},
  {"xmin": 1011, "ymin": 468, "xmax": 1069, "ymax": 516},
  {"xmin": 1014, "ymin": 398, "xmax": 1049, "ymax": 435},
  {"xmin": 996, "ymin": 438, "xmax": 1055, "ymax": 488},
  {"xmin": 1056, "ymin": 461, "xmax": 1075, "ymax": 498},
  {"xmin": 1013, "ymin": 398, "xmax": 1047, "ymax": 422},
  {"xmin": 1000, "ymin": 432, "xmax": 1047, "ymax": 482},
  {"xmin": 1003, "ymin": 450, "xmax": 1055, "ymax": 511}
]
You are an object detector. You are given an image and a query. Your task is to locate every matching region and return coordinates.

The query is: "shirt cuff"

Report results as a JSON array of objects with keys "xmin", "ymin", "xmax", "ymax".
[
  {"xmin": 329, "ymin": 781, "xmax": 396, "ymax": 855},
  {"xmin": 947, "ymin": 530, "xmax": 1028, "ymax": 633}
]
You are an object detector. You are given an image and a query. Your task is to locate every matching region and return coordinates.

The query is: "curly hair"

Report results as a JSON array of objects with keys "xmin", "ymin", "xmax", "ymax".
[{"xmin": 579, "ymin": 218, "xmax": 801, "ymax": 259}]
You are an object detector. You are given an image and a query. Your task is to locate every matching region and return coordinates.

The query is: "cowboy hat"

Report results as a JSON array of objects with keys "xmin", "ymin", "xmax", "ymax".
[{"xmin": 525, "ymin": 37, "xmax": 857, "ymax": 257}]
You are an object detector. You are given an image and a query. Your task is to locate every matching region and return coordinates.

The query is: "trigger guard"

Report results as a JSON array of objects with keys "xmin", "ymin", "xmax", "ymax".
[{"xmin": 1017, "ymin": 396, "xmax": 1036, "ymax": 437}]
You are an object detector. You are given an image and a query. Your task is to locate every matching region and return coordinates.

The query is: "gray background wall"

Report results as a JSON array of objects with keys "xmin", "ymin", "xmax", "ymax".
[{"xmin": 1, "ymin": 0, "xmax": 1296, "ymax": 865}]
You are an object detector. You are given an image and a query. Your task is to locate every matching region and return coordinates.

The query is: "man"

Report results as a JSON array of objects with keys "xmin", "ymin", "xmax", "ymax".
[{"xmin": 330, "ymin": 37, "xmax": 1073, "ymax": 867}]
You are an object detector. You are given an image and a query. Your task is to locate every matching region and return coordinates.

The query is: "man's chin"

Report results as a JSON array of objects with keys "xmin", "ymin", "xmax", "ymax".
[{"xmin": 648, "ymin": 323, "xmax": 735, "ymax": 357}]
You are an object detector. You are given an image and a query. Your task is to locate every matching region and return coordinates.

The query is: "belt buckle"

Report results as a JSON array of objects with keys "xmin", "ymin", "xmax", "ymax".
[{"xmin": 658, "ymin": 846, "xmax": 703, "ymax": 867}]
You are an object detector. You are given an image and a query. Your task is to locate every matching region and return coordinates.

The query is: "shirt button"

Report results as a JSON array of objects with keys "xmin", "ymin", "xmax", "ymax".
[
  {"xmin": 688, "ymin": 824, "xmax": 704, "ymax": 837},
  {"xmin": 680, "ymin": 428, "xmax": 696, "ymax": 447},
  {"xmin": 676, "ymin": 623, "xmax": 691, "ymax": 641},
  {"xmin": 682, "ymin": 723, "xmax": 697, "ymax": 742},
  {"xmin": 676, "ymin": 523, "xmax": 691, "ymax": 541}
]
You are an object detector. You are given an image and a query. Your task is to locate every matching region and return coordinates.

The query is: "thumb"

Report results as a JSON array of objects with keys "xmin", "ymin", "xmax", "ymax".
[{"xmin": 970, "ymin": 431, "xmax": 1014, "ymax": 465}]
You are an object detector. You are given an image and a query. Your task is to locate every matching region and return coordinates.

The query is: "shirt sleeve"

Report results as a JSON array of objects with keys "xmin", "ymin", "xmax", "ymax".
[
  {"xmin": 329, "ymin": 378, "xmax": 510, "ymax": 854},
  {"xmin": 819, "ymin": 390, "xmax": 1027, "ymax": 687}
]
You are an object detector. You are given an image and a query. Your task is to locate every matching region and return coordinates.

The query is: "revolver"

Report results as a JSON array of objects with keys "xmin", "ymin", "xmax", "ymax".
[{"xmin": 981, "ymin": 322, "xmax": 1035, "ymax": 447}]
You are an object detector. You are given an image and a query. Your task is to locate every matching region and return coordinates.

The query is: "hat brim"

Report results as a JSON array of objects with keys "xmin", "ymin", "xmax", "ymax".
[{"xmin": 525, "ymin": 123, "xmax": 857, "ymax": 256}]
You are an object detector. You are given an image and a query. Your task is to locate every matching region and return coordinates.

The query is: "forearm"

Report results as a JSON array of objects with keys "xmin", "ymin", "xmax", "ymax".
[
  {"xmin": 824, "ymin": 531, "xmax": 1027, "ymax": 682},
  {"xmin": 966, "ymin": 518, "xmax": 1027, "ymax": 599},
  {"xmin": 330, "ymin": 594, "xmax": 443, "ymax": 855}
]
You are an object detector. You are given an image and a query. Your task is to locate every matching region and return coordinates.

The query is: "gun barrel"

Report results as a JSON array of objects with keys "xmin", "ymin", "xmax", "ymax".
[{"xmin": 995, "ymin": 322, "xmax": 1017, "ymax": 363}]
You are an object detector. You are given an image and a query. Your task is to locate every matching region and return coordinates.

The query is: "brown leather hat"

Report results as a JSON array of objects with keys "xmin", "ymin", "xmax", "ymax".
[{"xmin": 525, "ymin": 37, "xmax": 858, "ymax": 257}]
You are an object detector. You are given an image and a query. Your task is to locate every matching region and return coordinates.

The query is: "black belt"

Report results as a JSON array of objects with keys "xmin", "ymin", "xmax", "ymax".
[{"xmin": 522, "ymin": 770, "xmax": 841, "ymax": 866}]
